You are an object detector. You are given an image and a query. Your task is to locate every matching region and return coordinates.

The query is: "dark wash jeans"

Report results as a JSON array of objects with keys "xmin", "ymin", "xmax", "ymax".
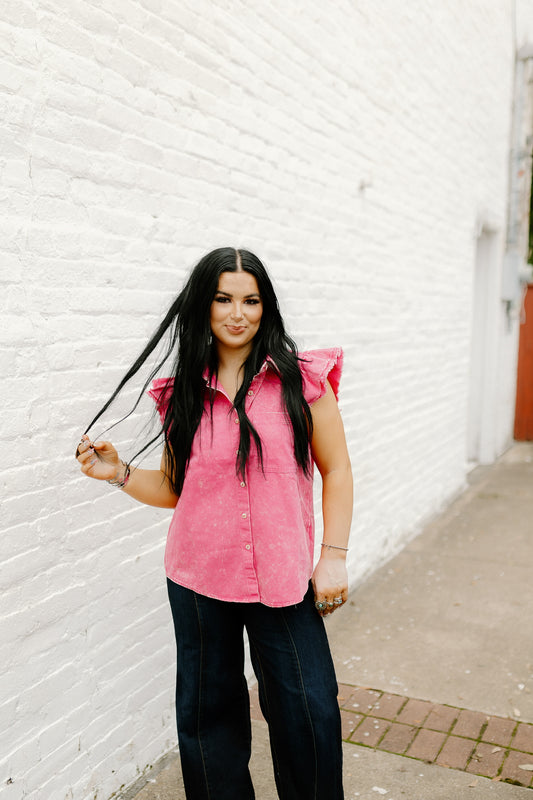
[{"xmin": 167, "ymin": 579, "xmax": 344, "ymax": 800}]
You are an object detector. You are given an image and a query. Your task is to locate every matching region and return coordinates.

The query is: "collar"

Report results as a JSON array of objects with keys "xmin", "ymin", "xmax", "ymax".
[{"xmin": 202, "ymin": 356, "xmax": 278, "ymax": 388}]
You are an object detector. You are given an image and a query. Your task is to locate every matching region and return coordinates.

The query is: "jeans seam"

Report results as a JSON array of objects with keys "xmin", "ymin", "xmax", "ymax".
[
  {"xmin": 193, "ymin": 591, "xmax": 212, "ymax": 800},
  {"xmin": 280, "ymin": 608, "xmax": 318, "ymax": 800},
  {"xmin": 249, "ymin": 640, "xmax": 284, "ymax": 782}
]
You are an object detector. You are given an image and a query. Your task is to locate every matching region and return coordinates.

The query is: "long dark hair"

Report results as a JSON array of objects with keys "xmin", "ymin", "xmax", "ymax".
[{"xmin": 84, "ymin": 247, "xmax": 313, "ymax": 495}]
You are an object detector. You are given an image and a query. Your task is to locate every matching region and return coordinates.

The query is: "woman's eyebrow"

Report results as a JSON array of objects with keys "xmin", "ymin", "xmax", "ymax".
[{"xmin": 215, "ymin": 290, "xmax": 261, "ymax": 298}]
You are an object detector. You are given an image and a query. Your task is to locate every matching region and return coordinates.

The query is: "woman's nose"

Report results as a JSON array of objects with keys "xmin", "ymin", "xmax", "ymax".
[{"xmin": 231, "ymin": 303, "xmax": 244, "ymax": 320}]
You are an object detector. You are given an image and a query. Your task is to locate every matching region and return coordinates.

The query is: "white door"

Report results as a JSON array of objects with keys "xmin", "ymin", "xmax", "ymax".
[{"xmin": 467, "ymin": 228, "xmax": 500, "ymax": 464}]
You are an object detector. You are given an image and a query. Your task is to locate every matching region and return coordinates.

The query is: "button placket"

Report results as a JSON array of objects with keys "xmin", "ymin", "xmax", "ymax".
[
  {"xmin": 245, "ymin": 370, "xmax": 266, "ymax": 414},
  {"xmin": 239, "ymin": 470, "xmax": 252, "ymax": 554}
]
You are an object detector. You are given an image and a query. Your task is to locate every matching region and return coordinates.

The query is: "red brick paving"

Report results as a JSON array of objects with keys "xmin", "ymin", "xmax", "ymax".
[
  {"xmin": 341, "ymin": 686, "xmax": 381, "ymax": 713},
  {"xmin": 249, "ymin": 682, "xmax": 533, "ymax": 789},
  {"xmin": 513, "ymin": 723, "xmax": 533, "ymax": 754},
  {"xmin": 467, "ymin": 742, "xmax": 506, "ymax": 778},
  {"xmin": 396, "ymin": 698, "xmax": 433, "ymax": 726},
  {"xmin": 407, "ymin": 728, "xmax": 447, "ymax": 762},
  {"xmin": 371, "ymin": 693, "xmax": 406, "ymax": 720},
  {"xmin": 452, "ymin": 708, "xmax": 488, "ymax": 739},
  {"xmin": 349, "ymin": 716, "xmax": 389, "ymax": 747},
  {"xmin": 341, "ymin": 711, "xmax": 363, "ymax": 740},
  {"xmin": 499, "ymin": 749, "xmax": 533, "ymax": 787},
  {"xmin": 379, "ymin": 722, "xmax": 418, "ymax": 754},
  {"xmin": 424, "ymin": 703, "xmax": 458, "ymax": 732},
  {"xmin": 482, "ymin": 716, "xmax": 517, "ymax": 747},
  {"xmin": 436, "ymin": 735, "xmax": 476, "ymax": 771}
]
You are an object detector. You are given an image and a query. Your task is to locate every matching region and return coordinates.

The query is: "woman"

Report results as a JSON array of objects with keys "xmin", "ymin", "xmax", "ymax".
[{"xmin": 76, "ymin": 247, "xmax": 353, "ymax": 800}]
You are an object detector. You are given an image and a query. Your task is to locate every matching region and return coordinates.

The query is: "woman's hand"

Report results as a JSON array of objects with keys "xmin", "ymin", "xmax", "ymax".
[
  {"xmin": 75, "ymin": 435, "xmax": 178, "ymax": 507},
  {"xmin": 75, "ymin": 434, "xmax": 122, "ymax": 482},
  {"xmin": 311, "ymin": 551, "xmax": 348, "ymax": 617}
]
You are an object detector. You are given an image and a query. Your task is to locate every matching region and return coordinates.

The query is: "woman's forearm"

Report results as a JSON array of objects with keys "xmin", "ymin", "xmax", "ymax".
[
  {"xmin": 120, "ymin": 467, "xmax": 178, "ymax": 508},
  {"xmin": 320, "ymin": 465, "xmax": 353, "ymax": 553},
  {"xmin": 76, "ymin": 437, "xmax": 178, "ymax": 508},
  {"xmin": 312, "ymin": 462, "xmax": 353, "ymax": 615}
]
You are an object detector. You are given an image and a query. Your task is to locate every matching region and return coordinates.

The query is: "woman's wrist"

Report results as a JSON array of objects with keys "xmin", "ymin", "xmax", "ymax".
[
  {"xmin": 106, "ymin": 460, "xmax": 131, "ymax": 489},
  {"xmin": 320, "ymin": 541, "xmax": 348, "ymax": 560}
]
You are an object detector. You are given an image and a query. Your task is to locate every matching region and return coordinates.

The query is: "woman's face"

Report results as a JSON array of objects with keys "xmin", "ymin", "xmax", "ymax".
[{"xmin": 210, "ymin": 271, "xmax": 263, "ymax": 355}]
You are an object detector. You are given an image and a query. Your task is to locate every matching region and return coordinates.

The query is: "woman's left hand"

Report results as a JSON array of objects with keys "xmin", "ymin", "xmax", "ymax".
[{"xmin": 311, "ymin": 555, "xmax": 348, "ymax": 617}]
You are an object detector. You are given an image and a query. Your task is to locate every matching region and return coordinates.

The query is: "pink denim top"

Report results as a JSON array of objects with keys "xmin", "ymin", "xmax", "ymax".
[{"xmin": 148, "ymin": 348, "xmax": 343, "ymax": 607}]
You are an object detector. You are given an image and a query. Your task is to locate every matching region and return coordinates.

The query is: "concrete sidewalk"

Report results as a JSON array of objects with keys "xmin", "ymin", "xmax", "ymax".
[{"xmin": 119, "ymin": 443, "xmax": 533, "ymax": 800}]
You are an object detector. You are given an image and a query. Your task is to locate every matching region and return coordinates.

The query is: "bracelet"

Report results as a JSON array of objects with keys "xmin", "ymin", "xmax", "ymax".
[
  {"xmin": 321, "ymin": 542, "xmax": 349, "ymax": 552},
  {"xmin": 107, "ymin": 461, "xmax": 131, "ymax": 489}
]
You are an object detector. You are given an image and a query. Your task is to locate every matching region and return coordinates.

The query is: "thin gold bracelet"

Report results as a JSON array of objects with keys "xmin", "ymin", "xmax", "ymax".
[{"xmin": 321, "ymin": 542, "xmax": 349, "ymax": 552}]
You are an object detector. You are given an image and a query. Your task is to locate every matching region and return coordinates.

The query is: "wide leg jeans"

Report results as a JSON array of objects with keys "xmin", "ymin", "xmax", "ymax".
[{"xmin": 167, "ymin": 579, "xmax": 344, "ymax": 800}]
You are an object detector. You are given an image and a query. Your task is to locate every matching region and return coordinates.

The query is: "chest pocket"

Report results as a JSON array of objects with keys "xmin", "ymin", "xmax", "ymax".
[{"xmin": 251, "ymin": 411, "xmax": 297, "ymax": 473}]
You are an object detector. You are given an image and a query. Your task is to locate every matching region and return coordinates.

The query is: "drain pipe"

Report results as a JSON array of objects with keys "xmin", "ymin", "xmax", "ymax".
[{"xmin": 502, "ymin": 42, "xmax": 533, "ymax": 318}]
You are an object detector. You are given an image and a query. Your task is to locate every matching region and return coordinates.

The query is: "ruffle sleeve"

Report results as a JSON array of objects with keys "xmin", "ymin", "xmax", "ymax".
[
  {"xmin": 147, "ymin": 377, "xmax": 174, "ymax": 424},
  {"xmin": 299, "ymin": 348, "xmax": 343, "ymax": 405}
]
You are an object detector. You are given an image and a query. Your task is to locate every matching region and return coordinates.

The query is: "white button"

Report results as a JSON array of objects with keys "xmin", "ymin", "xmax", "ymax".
[
  {"xmin": 245, "ymin": 544, "xmax": 251, "ymax": 550},
  {"xmin": 247, "ymin": 390, "xmax": 254, "ymax": 396},
  {"xmin": 241, "ymin": 512, "xmax": 247, "ymax": 519},
  {"xmin": 234, "ymin": 418, "xmax": 239, "ymax": 424},
  {"xmin": 240, "ymin": 481, "xmax": 246, "ymax": 488}
]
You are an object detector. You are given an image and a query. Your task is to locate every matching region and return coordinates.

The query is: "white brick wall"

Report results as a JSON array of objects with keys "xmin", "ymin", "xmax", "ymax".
[{"xmin": 1, "ymin": 1, "xmax": 527, "ymax": 797}]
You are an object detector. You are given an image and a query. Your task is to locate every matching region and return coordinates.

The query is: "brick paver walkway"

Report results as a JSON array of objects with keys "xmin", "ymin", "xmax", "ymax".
[{"xmin": 249, "ymin": 683, "xmax": 533, "ymax": 789}]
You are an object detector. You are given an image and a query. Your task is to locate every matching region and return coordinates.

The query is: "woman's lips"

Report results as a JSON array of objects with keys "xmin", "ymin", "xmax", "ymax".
[{"xmin": 226, "ymin": 326, "xmax": 246, "ymax": 334}]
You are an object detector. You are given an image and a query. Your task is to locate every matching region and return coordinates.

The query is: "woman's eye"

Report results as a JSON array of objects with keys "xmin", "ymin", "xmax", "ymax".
[
  {"xmin": 214, "ymin": 296, "xmax": 230, "ymax": 303},
  {"xmin": 245, "ymin": 299, "xmax": 260, "ymax": 305}
]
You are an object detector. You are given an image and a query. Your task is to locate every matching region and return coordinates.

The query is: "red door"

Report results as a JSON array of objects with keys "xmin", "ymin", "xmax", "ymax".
[{"xmin": 514, "ymin": 284, "xmax": 533, "ymax": 439}]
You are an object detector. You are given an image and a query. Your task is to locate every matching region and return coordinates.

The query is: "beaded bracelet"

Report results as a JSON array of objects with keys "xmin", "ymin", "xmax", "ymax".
[
  {"xmin": 107, "ymin": 461, "xmax": 131, "ymax": 489},
  {"xmin": 321, "ymin": 542, "xmax": 349, "ymax": 552}
]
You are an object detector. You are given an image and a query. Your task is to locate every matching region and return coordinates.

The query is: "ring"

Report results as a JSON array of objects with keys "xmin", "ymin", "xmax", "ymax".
[
  {"xmin": 315, "ymin": 601, "xmax": 326, "ymax": 611},
  {"xmin": 333, "ymin": 596, "xmax": 343, "ymax": 605},
  {"xmin": 327, "ymin": 601, "xmax": 334, "ymax": 608}
]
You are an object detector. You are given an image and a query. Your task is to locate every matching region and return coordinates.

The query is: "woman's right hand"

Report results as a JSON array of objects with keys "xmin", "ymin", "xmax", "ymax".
[{"xmin": 75, "ymin": 434, "xmax": 121, "ymax": 482}]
